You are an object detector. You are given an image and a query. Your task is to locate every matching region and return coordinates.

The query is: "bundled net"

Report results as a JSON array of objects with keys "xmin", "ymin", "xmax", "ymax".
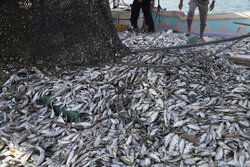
[{"xmin": 0, "ymin": 0, "xmax": 96, "ymax": 68}]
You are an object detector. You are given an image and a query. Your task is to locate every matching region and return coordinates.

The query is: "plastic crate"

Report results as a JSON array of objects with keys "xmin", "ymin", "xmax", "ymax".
[{"xmin": 115, "ymin": 24, "xmax": 128, "ymax": 32}]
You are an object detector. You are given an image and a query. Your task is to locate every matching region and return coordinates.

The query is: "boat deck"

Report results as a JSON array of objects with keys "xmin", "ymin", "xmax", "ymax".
[{"xmin": 111, "ymin": 7, "xmax": 250, "ymax": 37}]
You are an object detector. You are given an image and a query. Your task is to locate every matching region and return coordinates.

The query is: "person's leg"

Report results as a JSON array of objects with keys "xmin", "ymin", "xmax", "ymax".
[
  {"xmin": 197, "ymin": 0, "xmax": 209, "ymax": 42},
  {"xmin": 141, "ymin": 0, "xmax": 155, "ymax": 32},
  {"xmin": 187, "ymin": 19, "xmax": 192, "ymax": 35},
  {"xmin": 187, "ymin": 0, "xmax": 198, "ymax": 35},
  {"xmin": 130, "ymin": 0, "xmax": 142, "ymax": 29}
]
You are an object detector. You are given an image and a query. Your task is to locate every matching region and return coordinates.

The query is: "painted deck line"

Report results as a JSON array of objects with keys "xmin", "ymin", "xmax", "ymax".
[
  {"xmin": 152, "ymin": 9, "xmax": 250, "ymax": 37},
  {"xmin": 153, "ymin": 9, "xmax": 250, "ymax": 21}
]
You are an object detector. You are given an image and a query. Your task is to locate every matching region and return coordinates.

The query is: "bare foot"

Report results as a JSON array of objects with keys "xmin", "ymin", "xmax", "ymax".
[
  {"xmin": 199, "ymin": 37, "xmax": 206, "ymax": 43},
  {"xmin": 185, "ymin": 31, "xmax": 191, "ymax": 36}
]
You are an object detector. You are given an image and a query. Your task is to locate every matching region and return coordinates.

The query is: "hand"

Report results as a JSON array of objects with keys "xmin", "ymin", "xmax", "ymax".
[
  {"xmin": 209, "ymin": 1, "xmax": 215, "ymax": 11},
  {"xmin": 138, "ymin": 0, "xmax": 142, "ymax": 3},
  {"xmin": 178, "ymin": 1, "xmax": 183, "ymax": 10}
]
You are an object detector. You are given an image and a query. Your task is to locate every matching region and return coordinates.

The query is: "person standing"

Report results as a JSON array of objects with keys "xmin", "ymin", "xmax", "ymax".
[
  {"xmin": 178, "ymin": 0, "xmax": 215, "ymax": 42},
  {"xmin": 130, "ymin": 0, "xmax": 155, "ymax": 32}
]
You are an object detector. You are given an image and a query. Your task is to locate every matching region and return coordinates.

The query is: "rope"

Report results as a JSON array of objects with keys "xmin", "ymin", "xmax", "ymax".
[
  {"xmin": 111, "ymin": 33, "xmax": 249, "ymax": 69},
  {"xmin": 119, "ymin": 41, "xmax": 240, "ymax": 69},
  {"xmin": 131, "ymin": 33, "xmax": 250, "ymax": 54}
]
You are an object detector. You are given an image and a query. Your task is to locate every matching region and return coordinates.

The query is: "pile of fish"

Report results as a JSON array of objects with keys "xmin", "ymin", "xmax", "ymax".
[{"xmin": 0, "ymin": 30, "xmax": 249, "ymax": 167}]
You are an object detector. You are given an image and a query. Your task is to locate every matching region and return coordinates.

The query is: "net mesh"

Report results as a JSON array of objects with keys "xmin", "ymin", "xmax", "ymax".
[{"xmin": 0, "ymin": 0, "xmax": 93, "ymax": 67}]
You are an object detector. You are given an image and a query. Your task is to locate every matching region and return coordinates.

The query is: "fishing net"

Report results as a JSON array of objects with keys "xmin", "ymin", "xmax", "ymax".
[{"xmin": 0, "ymin": 0, "xmax": 106, "ymax": 68}]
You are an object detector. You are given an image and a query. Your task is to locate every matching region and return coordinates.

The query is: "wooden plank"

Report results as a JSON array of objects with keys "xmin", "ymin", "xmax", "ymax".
[
  {"xmin": 231, "ymin": 61, "xmax": 250, "ymax": 67},
  {"xmin": 228, "ymin": 55, "xmax": 250, "ymax": 67},
  {"xmin": 228, "ymin": 55, "xmax": 250, "ymax": 61},
  {"xmin": 233, "ymin": 22, "xmax": 250, "ymax": 26}
]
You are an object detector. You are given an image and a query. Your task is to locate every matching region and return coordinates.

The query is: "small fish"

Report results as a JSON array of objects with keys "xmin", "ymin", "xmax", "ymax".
[
  {"xmin": 147, "ymin": 111, "xmax": 159, "ymax": 123},
  {"xmin": 239, "ymin": 154, "xmax": 245, "ymax": 167},
  {"xmin": 94, "ymin": 134, "xmax": 101, "ymax": 147},
  {"xmin": 147, "ymin": 152, "xmax": 160, "ymax": 162},
  {"xmin": 227, "ymin": 160, "xmax": 241, "ymax": 167},
  {"xmin": 0, "ymin": 138, "xmax": 5, "ymax": 150},
  {"xmin": 31, "ymin": 91, "xmax": 40, "ymax": 104},
  {"xmin": 66, "ymin": 149, "xmax": 74, "ymax": 167},
  {"xmin": 186, "ymin": 124, "xmax": 201, "ymax": 131},
  {"xmin": 199, "ymin": 133, "xmax": 207, "ymax": 143},
  {"xmin": 164, "ymin": 133, "xmax": 175, "ymax": 148},
  {"xmin": 209, "ymin": 158, "xmax": 215, "ymax": 167},
  {"xmin": 173, "ymin": 119, "xmax": 190, "ymax": 128},
  {"xmin": 185, "ymin": 158, "xmax": 201, "ymax": 165},
  {"xmin": 215, "ymin": 148, "xmax": 223, "ymax": 160},
  {"xmin": 179, "ymin": 139, "xmax": 185, "ymax": 154},
  {"xmin": 183, "ymin": 143, "xmax": 194, "ymax": 154},
  {"xmin": 216, "ymin": 122, "xmax": 225, "ymax": 138},
  {"xmin": 218, "ymin": 141, "xmax": 232, "ymax": 151},
  {"xmin": 148, "ymin": 89, "xmax": 159, "ymax": 96},
  {"xmin": 35, "ymin": 145, "xmax": 45, "ymax": 167}
]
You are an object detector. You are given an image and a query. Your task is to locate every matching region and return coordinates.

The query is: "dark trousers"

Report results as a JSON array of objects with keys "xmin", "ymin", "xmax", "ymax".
[{"xmin": 130, "ymin": 0, "xmax": 155, "ymax": 31}]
